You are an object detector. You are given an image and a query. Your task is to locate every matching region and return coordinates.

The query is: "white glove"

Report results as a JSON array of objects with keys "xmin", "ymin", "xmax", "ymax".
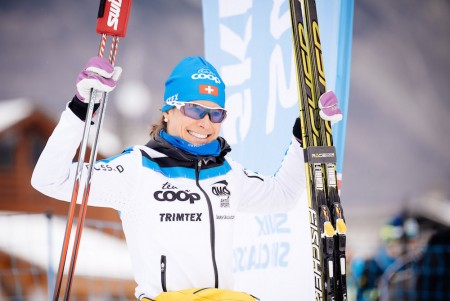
[
  {"xmin": 76, "ymin": 56, "xmax": 122, "ymax": 103},
  {"xmin": 319, "ymin": 91, "xmax": 342, "ymax": 125}
]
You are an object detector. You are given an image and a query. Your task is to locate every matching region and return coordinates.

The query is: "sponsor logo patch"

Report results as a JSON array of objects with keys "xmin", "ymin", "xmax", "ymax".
[
  {"xmin": 107, "ymin": 0, "xmax": 122, "ymax": 30},
  {"xmin": 191, "ymin": 68, "xmax": 221, "ymax": 84},
  {"xmin": 160, "ymin": 213, "xmax": 202, "ymax": 222},
  {"xmin": 211, "ymin": 180, "xmax": 231, "ymax": 208},
  {"xmin": 154, "ymin": 182, "xmax": 200, "ymax": 204}
]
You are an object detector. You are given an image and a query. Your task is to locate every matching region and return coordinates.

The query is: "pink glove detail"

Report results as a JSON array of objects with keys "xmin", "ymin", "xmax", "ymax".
[
  {"xmin": 319, "ymin": 91, "xmax": 342, "ymax": 125},
  {"xmin": 76, "ymin": 57, "xmax": 122, "ymax": 103}
]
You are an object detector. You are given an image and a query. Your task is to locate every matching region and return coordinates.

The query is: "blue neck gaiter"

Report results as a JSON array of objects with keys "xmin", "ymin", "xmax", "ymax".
[{"xmin": 160, "ymin": 130, "xmax": 221, "ymax": 157}]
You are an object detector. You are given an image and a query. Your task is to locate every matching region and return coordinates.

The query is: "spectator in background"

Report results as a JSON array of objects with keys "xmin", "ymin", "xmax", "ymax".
[
  {"xmin": 352, "ymin": 214, "xmax": 419, "ymax": 301},
  {"xmin": 415, "ymin": 227, "xmax": 450, "ymax": 301}
]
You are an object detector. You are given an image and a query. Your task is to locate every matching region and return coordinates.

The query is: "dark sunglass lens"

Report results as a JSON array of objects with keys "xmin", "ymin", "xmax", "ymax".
[
  {"xmin": 181, "ymin": 105, "xmax": 202, "ymax": 120},
  {"xmin": 210, "ymin": 110, "xmax": 225, "ymax": 123},
  {"xmin": 182, "ymin": 103, "xmax": 226, "ymax": 123}
]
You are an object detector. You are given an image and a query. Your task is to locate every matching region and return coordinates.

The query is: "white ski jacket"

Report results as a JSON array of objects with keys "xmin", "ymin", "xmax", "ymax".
[{"xmin": 31, "ymin": 108, "xmax": 306, "ymax": 299}]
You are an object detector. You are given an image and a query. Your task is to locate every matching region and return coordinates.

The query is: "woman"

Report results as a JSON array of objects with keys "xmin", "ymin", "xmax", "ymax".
[{"xmin": 32, "ymin": 56, "xmax": 341, "ymax": 300}]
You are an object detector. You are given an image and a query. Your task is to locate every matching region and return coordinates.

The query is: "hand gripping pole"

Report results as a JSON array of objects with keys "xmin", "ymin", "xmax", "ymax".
[{"xmin": 52, "ymin": 1, "xmax": 132, "ymax": 300}]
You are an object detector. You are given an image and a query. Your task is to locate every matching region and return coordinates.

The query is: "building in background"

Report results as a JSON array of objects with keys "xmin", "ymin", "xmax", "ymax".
[{"xmin": 0, "ymin": 99, "xmax": 134, "ymax": 300}]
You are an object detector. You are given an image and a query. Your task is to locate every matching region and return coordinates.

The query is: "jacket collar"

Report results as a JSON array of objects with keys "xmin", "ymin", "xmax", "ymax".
[{"xmin": 145, "ymin": 134, "xmax": 231, "ymax": 165}]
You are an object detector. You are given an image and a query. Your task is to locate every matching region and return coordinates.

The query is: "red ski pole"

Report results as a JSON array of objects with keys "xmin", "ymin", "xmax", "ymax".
[{"xmin": 52, "ymin": 1, "xmax": 132, "ymax": 300}]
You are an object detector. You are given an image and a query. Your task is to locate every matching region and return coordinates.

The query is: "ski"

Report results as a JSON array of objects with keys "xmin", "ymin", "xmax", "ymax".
[
  {"xmin": 289, "ymin": 0, "xmax": 348, "ymax": 300},
  {"xmin": 300, "ymin": 1, "xmax": 348, "ymax": 300}
]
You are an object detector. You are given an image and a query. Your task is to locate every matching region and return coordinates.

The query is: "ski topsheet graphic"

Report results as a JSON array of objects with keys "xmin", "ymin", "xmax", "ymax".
[{"xmin": 289, "ymin": 0, "xmax": 348, "ymax": 300}]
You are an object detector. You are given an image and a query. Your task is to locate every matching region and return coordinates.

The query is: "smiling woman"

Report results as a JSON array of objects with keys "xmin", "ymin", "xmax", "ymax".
[{"xmin": 31, "ymin": 54, "xmax": 340, "ymax": 300}]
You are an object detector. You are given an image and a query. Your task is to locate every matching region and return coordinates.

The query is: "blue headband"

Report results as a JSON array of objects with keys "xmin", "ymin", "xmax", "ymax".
[{"xmin": 162, "ymin": 56, "xmax": 226, "ymax": 112}]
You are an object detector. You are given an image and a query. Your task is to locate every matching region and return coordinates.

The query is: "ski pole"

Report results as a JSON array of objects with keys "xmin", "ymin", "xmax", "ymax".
[{"xmin": 52, "ymin": 1, "xmax": 132, "ymax": 300}]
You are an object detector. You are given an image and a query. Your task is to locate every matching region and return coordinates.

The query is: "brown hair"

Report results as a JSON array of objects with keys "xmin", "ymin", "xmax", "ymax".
[{"xmin": 149, "ymin": 114, "xmax": 166, "ymax": 139}]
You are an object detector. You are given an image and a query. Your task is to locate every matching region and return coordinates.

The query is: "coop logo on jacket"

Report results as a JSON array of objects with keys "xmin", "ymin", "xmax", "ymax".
[{"xmin": 154, "ymin": 182, "xmax": 200, "ymax": 204}]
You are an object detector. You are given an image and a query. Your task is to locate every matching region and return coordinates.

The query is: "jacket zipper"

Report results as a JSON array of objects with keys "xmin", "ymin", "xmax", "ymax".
[
  {"xmin": 160, "ymin": 255, "xmax": 167, "ymax": 292},
  {"xmin": 196, "ymin": 159, "xmax": 219, "ymax": 288}
]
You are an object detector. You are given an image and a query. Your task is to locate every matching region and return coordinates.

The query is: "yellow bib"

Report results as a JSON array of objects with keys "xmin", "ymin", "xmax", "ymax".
[{"xmin": 145, "ymin": 288, "xmax": 258, "ymax": 301}]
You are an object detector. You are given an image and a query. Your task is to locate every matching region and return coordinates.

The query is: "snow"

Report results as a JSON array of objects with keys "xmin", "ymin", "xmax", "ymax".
[
  {"xmin": 0, "ymin": 98, "xmax": 122, "ymax": 157},
  {"xmin": 0, "ymin": 212, "xmax": 133, "ymax": 279},
  {"xmin": 0, "ymin": 98, "xmax": 33, "ymax": 132}
]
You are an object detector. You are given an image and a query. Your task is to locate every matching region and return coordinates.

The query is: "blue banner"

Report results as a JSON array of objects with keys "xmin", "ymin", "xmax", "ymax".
[
  {"xmin": 202, "ymin": 0, "xmax": 353, "ymax": 185},
  {"xmin": 316, "ymin": 0, "xmax": 354, "ymax": 187},
  {"xmin": 203, "ymin": 0, "xmax": 297, "ymax": 175},
  {"xmin": 202, "ymin": 1, "xmax": 354, "ymax": 299}
]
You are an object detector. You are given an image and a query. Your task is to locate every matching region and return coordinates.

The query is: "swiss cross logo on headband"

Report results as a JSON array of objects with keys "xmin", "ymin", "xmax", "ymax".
[{"xmin": 199, "ymin": 84, "xmax": 218, "ymax": 96}]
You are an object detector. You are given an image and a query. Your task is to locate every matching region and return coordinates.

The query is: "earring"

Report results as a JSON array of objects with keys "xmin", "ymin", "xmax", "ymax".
[{"xmin": 164, "ymin": 117, "xmax": 168, "ymax": 122}]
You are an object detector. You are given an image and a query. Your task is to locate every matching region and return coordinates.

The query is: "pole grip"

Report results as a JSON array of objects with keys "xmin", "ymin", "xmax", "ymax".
[{"xmin": 96, "ymin": 0, "xmax": 132, "ymax": 37}]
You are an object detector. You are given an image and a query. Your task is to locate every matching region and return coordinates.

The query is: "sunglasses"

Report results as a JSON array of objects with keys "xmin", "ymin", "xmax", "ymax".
[{"xmin": 168, "ymin": 101, "xmax": 227, "ymax": 123}]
